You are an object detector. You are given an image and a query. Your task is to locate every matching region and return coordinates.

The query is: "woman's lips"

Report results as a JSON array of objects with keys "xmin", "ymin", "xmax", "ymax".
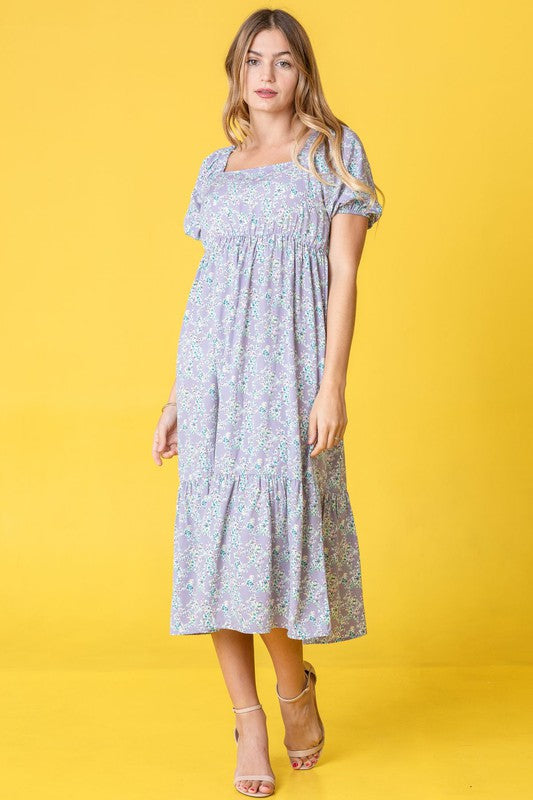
[{"xmin": 256, "ymin": 89, "xmax": 277, "ymax": 98}]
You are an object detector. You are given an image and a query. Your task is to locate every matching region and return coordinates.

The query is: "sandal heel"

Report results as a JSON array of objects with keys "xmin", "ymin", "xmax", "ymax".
[{"xmin": 276, "ymin": 660, "xmax": 326, "ymax": 770}]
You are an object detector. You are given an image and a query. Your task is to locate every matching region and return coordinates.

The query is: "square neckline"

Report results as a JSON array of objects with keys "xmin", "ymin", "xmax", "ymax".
[{"xmin": 221, "ymin": 128, "xmax": 318, "ymax": 174}]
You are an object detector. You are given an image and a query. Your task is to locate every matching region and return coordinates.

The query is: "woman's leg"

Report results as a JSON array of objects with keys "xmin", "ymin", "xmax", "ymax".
[
  {"xmin": 259, "ymin": 627, "xmax": 323, "ymax": 768},
  {"xmin": 211, "ymin": 630, "xmax": 274, "ymax": 795}
]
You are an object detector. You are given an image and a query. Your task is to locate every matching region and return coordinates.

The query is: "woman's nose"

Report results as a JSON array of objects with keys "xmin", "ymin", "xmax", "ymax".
[{"xmin": 260, "ymin": 66, "xmax": 275, "ymax": 81}]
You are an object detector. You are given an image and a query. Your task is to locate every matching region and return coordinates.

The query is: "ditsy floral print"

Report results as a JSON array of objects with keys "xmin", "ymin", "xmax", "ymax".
[{"xmin": 170, "ymin": 124, "xmax": 382, "ymax": 643}]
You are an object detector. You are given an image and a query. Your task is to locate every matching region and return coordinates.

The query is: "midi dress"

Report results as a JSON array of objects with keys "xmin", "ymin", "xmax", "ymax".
[{"xmin": 170, "ymin": 123, "xmax": 383, "ymax": 644}]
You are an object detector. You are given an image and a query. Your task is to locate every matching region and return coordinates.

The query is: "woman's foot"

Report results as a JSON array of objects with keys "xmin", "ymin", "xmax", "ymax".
[
  {"xmin": 234, "ymin": 706, "xmax": 275, "ymax": 795},
  {"xmin": 277, "ymin": 670, "xmax": 324, "ymax": 768}
]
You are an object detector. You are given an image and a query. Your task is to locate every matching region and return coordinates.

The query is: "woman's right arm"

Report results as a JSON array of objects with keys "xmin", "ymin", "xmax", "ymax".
[
  {"xmin": 166, "ymin": 377, "xmax": 176, "ymax": 405},
  {"xmin": 152, "ymin": 377, "xmax": 178, "ymax": 466}
]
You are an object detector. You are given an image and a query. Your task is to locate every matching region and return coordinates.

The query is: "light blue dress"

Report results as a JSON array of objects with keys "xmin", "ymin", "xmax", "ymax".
[{"xmin": 170, "ymin": 124, "xmax": 382, "ymax": 643}]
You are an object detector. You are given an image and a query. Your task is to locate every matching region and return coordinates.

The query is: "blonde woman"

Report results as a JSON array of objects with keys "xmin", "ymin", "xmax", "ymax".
[{"xmin": 153, "ymin": 8, "xmax": 384, "ymax": 797}]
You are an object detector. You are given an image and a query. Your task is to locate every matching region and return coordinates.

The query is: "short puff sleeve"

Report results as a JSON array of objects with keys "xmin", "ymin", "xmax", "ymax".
[
  {"xmin": 328, "ymin": 126, "xmax": 382, "ymax": 229},
  {"xmin": 183, "ymin": 149, "xmax": 219, "ymax": 240}
]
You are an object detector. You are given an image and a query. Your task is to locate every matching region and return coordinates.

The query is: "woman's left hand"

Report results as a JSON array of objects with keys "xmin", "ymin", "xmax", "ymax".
[{"xmin": 307, "ymin": 381, "xmax": 347, "ymax": 457}]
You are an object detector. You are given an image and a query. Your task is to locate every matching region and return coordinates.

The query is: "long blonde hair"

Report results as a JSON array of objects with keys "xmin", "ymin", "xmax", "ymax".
[{"xmin": 222, "ymin": 8, "xmax": 385, "ymax": 219}]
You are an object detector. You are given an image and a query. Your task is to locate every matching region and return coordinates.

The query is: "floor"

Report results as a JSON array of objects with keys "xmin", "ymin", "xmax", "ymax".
[{"xmin": 1, "ymin": 664, "xmax": 531, "ymax": 799}]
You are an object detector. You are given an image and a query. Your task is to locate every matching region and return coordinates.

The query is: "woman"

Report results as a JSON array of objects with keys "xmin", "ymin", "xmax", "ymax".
[{"xmin": 152, "ymin": 8, "xmax": 384, "ymax": 797}]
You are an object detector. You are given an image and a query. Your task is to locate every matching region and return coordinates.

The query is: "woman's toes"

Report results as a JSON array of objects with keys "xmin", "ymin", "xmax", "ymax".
[{"xmin": 291, "ymin": 757, "xmax": 302, "ymax": 768}]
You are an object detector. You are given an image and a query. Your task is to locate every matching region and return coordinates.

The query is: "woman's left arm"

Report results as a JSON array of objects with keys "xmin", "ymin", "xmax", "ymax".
[{"xmin": 308, "ymin": 212, "xmax": 368, "ymax": 456}]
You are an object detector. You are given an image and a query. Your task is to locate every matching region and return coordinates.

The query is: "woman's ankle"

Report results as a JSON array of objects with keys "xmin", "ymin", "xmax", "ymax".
[{"xmin": 276, "ymin": 671, "xmax": 308, "ymax": 700}]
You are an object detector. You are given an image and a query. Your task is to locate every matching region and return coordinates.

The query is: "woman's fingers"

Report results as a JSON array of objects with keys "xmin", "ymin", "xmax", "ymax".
[
  {"xmin": 153, "ymin": 418, "xmax": 178, "ymax": 464},
  {"xmin": 310, "ymin": 424, "xmax": 345, "ymax": 456},
  {"xmin": 153, "ymin": 427, "xmax": 170, "ymax": 464}
]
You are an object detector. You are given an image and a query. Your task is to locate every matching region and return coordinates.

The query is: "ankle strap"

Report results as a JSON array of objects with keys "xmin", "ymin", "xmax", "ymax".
[
  {"xmin": 232, "ymin": 703, "xmax": 263, "ymax": 714},
  {"xmin": 276, "ymin": 669, "xmax": 310, "ymax": 703}
]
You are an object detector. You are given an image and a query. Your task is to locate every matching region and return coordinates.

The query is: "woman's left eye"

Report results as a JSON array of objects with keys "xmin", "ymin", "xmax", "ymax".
[{"xmin": 278, "ymin": 61, "xmax": 292, "ymax": 68}]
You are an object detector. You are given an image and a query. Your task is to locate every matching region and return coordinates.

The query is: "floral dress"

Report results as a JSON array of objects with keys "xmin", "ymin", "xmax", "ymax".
[{"xmin": 170, "ymin": 124, "xmax": 382, "ymax": 643}]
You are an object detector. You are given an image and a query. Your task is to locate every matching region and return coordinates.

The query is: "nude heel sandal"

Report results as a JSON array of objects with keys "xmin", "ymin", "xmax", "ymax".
[
  {"xmin": 232, "ymin": 703, "xmax": 276, "ymax": 797},
  {"xmin": 276, "ymin": 660, "xmax": 325, "ymax": 769}
]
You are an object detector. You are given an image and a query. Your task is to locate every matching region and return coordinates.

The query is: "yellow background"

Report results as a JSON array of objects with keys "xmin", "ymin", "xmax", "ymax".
[{"xmin": 1, "ymin": 2, "xmax": 532, "ymax": 798}]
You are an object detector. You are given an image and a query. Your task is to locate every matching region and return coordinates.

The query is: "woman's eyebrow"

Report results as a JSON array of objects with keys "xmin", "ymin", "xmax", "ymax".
[{"xmin": 247, "ymin": 49, "xmax": 292, "ymax": 57}]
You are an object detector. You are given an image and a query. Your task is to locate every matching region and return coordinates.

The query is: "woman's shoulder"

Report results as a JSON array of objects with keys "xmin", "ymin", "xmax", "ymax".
[
  {"xmin": 323, "ymin": 123, "xmax": 365, "ymax": 157},
  {"xmin": 339, "ymin": 122, "xmax": 363, "ymax": 141},
  {"xmin": 312, "ymin": 123, "xmax": 363, "ymax": 164},
  {"xmin": 313, "ymin": 123, "xmax": 372, "ymax": 180},
  {"xmin": 195, "ymin": 145, "xmax": 230, "ymax": 178}
]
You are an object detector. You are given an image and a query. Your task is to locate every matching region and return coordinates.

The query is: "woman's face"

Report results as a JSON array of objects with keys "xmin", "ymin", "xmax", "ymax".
[{"xmin": 243, "ymin": 28, "xmax": 299, "ymax": 113}]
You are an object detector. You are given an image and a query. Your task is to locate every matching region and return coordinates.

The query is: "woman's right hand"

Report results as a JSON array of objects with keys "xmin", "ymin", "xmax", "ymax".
[{"xmin": 152, "ymin": 405, "xmax": 178, "ymax": 466}]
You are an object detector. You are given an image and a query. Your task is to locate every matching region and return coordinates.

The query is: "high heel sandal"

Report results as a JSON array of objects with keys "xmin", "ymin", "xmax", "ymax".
[
  {"xmin": 276, "ymin": 660, "xmax": 325, "ymax": 770},
  {"xmin": 232, "ymin": 703, "xmax": 276, "ymax": 797}
]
